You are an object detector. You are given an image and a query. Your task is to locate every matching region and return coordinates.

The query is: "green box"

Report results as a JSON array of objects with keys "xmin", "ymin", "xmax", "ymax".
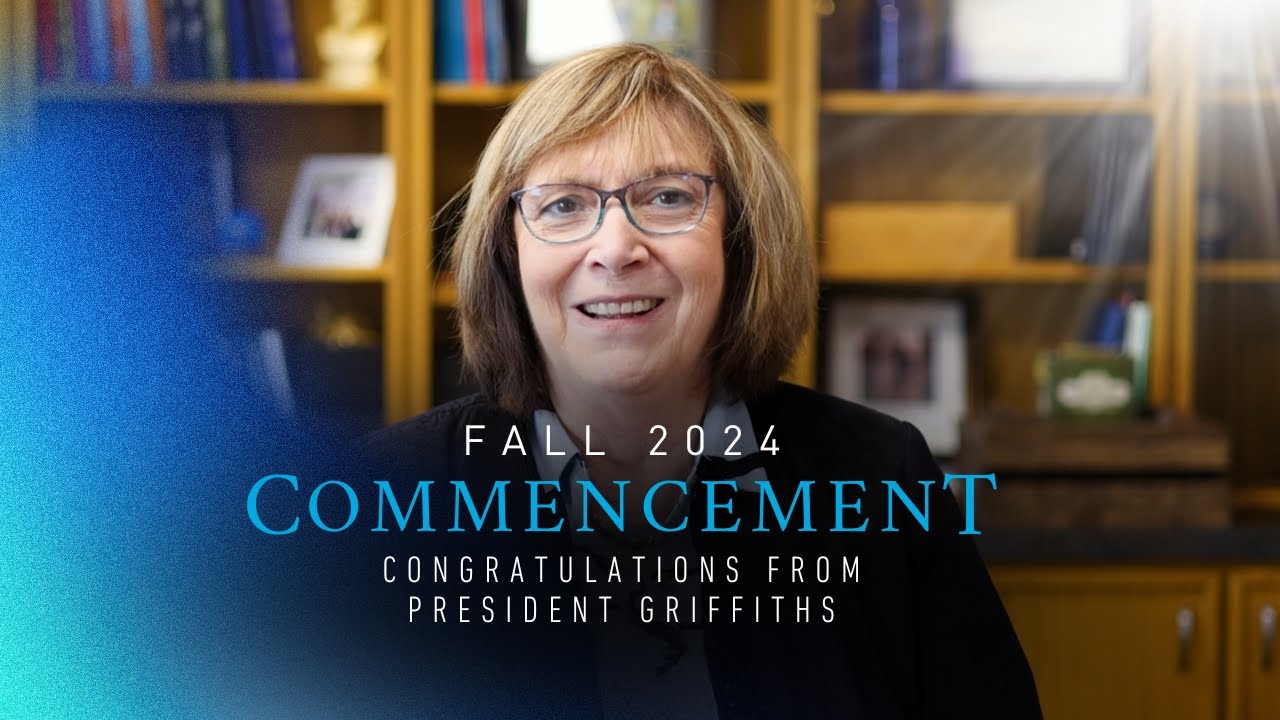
[{"xmin": 1038, "ymin": 348, "xmax": 1137, "ymax": 421}]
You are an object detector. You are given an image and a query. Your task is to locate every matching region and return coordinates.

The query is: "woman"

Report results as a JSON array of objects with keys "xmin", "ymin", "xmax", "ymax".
[{"xmin": 366, "ymin": 44, "xmax": 1040, "ymax": 719}]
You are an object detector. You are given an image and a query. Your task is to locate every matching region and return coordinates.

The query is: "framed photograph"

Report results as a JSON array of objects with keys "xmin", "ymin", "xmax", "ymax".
[
  {"xmin": 277, "ymin": 155, "xmax": 395, "ymax": 269},
  {"xmin": 948, "ymin": 0, "xmax": 1141, "ymax": 90},
  {"xmin": 826, "ymin": 299, "xmax": 967, "ymax": 455},
  {"xmin": 519, "ymin": 0, "xmax": 712, "ymax": 77}
]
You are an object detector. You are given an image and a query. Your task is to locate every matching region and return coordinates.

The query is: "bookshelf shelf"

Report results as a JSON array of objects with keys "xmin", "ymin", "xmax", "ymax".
[
  {"xmin": 206, "ymin": 257, "xmax": 391, "ymax": 283},
  {"xmin": 821, "ymin": 91, "xmax": 1153, "ymax": 116},
  {"xmin": 820, "ymin": 260, "xmax": 1148, "ymax": 284},
  {"xmin": 1197, "ymin": 261, "xmax": 1280, "ymax": 282},
  {"xmin": 36, "ymin": 81, "xmax": 392, "ymax": 106},
  {"xmin": 434, "ymin": 83, "xmax": 524, "ymax": 106}
]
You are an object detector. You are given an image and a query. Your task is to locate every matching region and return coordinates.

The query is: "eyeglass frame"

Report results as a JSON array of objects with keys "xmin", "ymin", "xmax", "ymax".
[{"xmin": 509, "ymin": 172, "xmax": 717, "ymax": 244}]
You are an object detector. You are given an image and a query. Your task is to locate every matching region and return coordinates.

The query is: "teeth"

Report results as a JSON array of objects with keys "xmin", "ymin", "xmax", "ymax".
[{"xmin": 581, "ymin": 298, "xmax": 658, "ymax": 318}]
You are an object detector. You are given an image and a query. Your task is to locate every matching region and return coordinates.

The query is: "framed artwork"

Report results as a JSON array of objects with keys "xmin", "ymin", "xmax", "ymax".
[
  {"xmin": 826, "ymin": 298, "xmax": 967, "ymax": 455},
  {"xmin": 948, "ymin": 0, "xmax": 1140, "ymax": 90},
  {"xmin": 520, "ymin": 0, "xmax": 712, "ymax": 77},
  {"xmin": 277, "ymin": 154, "xmax": 395, "ymax": 268}
]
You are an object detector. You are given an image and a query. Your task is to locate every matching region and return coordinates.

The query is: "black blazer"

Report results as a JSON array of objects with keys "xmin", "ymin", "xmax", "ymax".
[{"xmin": 353, "ymin": 382, "xmax": 1041, "ymax": 719}]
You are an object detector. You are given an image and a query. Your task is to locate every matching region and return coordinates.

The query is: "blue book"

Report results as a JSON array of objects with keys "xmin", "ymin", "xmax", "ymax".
[
  {"xmin": 85, "ymin": 0, "xmax": 112, "ymax": 83},
  {"xmin": 179, "ymin": 0, "xmax": 209, "ymax": 80},
  {"xmin": 262, "ymin": 0, "xmax": 298, "ymax": 79},
  {"xmin": 223, "ymin": 0, "xmax": 255, "ymax": 79},
  {"xmin": 483, "ymin": 0, "xmax": 508, "ymax": 83},
  {"xmin": 161, "ymin": 0, "xmax": 184, "ymax": 79},
  {"xmin": 126, "ymin": 0, "xmax": 154, "ymax": 84},
  {"xmin": 434, "ymin": 0, "xmax": 466, "ymax": 82}
]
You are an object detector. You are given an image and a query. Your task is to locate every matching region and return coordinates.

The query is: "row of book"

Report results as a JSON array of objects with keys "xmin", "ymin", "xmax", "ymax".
[
  {"xmin": 35, "ymin": 0, "xmax": 299, "ymax": 85},
  {"xmin": 434, "ymin": 0, "xmax": 512, "ymax": 85},
  {"xmin": 433, "ymin": 0, "xmax": 715, "ymax": 86}
]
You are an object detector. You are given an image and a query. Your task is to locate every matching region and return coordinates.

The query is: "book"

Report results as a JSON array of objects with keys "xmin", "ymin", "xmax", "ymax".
[
  {"xmin": 434, "ymin": 0, "xmax": 467, "ymax": 82},
  {"xmin": 179, "ymin": 0, "xmax": 208, "ymax": 79},
  {"xmin": 222, "ymin": 0, "xmax": 255, "ymax": 79},
  {"xmin": 145, "ymin": 0, "xmax": 167, "ymax": 80},
  {"xmin": 161, "ymin": 0, "xmax": 184, "ymax": 78},
  {"xmin": 483, "ymin": 0, "xmax": 509, "ymax": 83},
  {"xmin": 56, "ymin": 0, "xmax": 77, "ymax": 81},
  {"xmin": 463, "ymin": 0, "xmax": 487, "ymax": 84},
  {"xmin": 69, "ymin": 0, "xmax": 92, "ymax": 81},
  {"xmin": 36, "ymin": 0, "xmax": 60, "ymax": 82},
  {"xmin": 256, "ymin": 0, "xmax": 298, "ymax": 80},
  {"xmin": 84, "ymin": 0, "xmax": 112, "ymax": 83},
  {"xmin": 105, "ymin": 0, "xmax": 133, "ymax": 83},
  {"xmin": 1122, "ymin": 300, "xmax": 1151, "ymax": 408},
  {"xmin": 125, "ymin": 0, "xmax": 154, "ymax": 84},
  {"xmin": 202, "ymin": 0, "xmax": 227, "ymax": 79}
]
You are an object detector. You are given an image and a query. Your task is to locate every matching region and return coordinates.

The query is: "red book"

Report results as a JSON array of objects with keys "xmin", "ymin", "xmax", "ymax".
[
  {"xmin": 462, "ymin": 0, "xmax": 487, "ymax": 85},
  {"xmin": 36, "ymin": 0, "xmax": 60, "ymax": 82},
  {"xmin": 105, "ymin": 0, "xmax": 131, "ymax": 83},
  {"xmin": 146, "ymin": 0, "xmax": 167, "ymax": 81}
]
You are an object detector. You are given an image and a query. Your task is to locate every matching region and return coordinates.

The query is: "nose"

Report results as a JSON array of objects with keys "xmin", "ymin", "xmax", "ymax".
[{"xmin": 584, "ymin": 198, "xmax": 649, "ymax": 274}]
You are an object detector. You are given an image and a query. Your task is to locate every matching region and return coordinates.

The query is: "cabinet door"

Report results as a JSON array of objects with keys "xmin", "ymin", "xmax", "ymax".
[
  {"xmin": 991, "ymin": 568, "xmax": 1221, "ymax": 720},
  {"xmin": 1227, "ymin": 569, "xmax": 1280, "ymax": 720}
]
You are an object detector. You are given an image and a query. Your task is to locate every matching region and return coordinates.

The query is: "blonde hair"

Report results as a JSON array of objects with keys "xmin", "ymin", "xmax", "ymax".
[{"xmin": 451, "ymin": 44, "xmax": 814, "ymax": 414}]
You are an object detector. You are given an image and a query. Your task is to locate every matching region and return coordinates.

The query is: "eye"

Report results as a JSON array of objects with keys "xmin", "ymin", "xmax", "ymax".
[
  {"xmin": 532, "ymin": 189, "xmax": 593, "ymax": 219},
  {"xmin": 638, "ymin": 185, "xmax": 696, "ymax": 210},
  {"xmin": 652, "ymin": 189, "xmax": 694, "ymax": 207}
]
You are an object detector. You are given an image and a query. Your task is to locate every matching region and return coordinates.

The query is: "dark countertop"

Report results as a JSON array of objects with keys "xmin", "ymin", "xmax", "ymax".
[{"xmin": 976, "ymin": 527, "xmax": 1280, "ymax": 564}]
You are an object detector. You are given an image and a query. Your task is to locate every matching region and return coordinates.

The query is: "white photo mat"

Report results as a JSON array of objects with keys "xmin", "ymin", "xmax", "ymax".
[
  {"xmin": 277, "ymin": 154, "xmax": 395, "ymax": 269},
  {"xmin": 826, "ymin": 299, "xmax": 967, "ymax": 455}
]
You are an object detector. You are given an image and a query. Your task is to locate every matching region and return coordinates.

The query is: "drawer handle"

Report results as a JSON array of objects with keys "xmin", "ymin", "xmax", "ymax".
[
  {"xmin": 1262, "ymin": 605, "xmax": 1276, "ymax": 671},
  {"xmin": 1177, "ymin": 608, "xmax": 1195, "ymax": 672}
]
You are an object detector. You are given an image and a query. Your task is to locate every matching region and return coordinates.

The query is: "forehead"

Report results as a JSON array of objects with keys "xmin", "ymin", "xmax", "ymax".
[{"xmin": 521, "ymin": 115, "xmax": 714, "ymax": 187}]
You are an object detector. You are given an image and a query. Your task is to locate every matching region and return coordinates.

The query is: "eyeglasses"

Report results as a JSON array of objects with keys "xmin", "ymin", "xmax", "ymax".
[{"xmin": 510, "ymin": 172, "xmax": 716, "ymax": 244}]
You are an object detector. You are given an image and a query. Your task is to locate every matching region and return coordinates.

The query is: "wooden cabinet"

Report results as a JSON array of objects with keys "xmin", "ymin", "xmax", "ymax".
[
  {"xmin": 992, "ymin": 566, "xmax": 1280, "ymax": 720},
  {"xmin": 1227, "ymin": 569, "xmax": 1280, "ymax": 720}
]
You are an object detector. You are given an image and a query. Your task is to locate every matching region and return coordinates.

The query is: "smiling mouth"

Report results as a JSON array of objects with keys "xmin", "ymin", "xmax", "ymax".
[{"xmin": 577, "ymin": 298, "xmax": 663, "ymax": 319}]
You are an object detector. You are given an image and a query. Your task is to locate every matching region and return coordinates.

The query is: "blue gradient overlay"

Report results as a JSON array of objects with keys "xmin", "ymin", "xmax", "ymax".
[{"xmin": 0, "ymin": 103, "xmax": 321, "ymax": 718}]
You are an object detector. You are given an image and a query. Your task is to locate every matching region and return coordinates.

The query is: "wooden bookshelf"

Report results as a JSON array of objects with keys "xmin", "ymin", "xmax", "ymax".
[
  {"xmin": 36, "ymin": 80, "xmax": 392, "ymax": 106},
  {"xmin": 821, "ymin": 91, "xmax": 1154, "ymax": 116}
]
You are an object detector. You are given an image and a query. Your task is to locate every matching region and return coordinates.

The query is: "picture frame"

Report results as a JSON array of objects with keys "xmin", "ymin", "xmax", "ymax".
[
  {"xmin": 517, "ymin": 0, "xmax": 713, "ymax": 78},
  {"xmin": 826, "ymin": 298, "xmax": 967, "ymax": 455},
  {"xmin": 277, "ymin": 154, "xmax": 395, "ymax": 269},
  {"xmin": 947, "ymin": 0, "xmax": 1142, "ymax": 91}
]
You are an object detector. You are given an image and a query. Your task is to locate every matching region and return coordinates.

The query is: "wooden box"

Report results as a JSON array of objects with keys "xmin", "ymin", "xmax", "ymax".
[{"xmin": 822, "ymin": 202, "xmax": 1018, "ymax": 276}]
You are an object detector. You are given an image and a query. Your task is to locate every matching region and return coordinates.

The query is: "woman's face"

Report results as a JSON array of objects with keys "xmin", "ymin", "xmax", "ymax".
[{"xmin": 514, "ymin": 121, "xmax": 726, "ymax": 401}]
